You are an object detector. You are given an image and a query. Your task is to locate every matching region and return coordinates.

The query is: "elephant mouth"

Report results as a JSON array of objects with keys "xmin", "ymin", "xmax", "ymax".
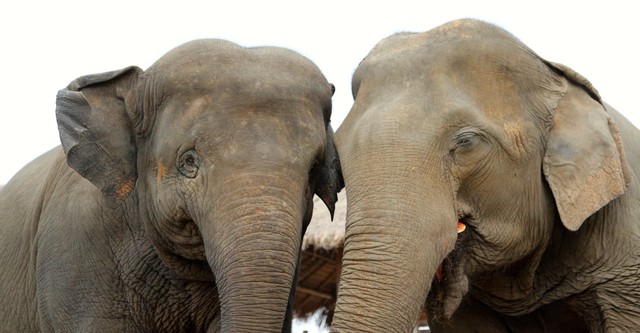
[{"xmin": 425, "ymin": 216, "xmax": 472, "ymax": 324}]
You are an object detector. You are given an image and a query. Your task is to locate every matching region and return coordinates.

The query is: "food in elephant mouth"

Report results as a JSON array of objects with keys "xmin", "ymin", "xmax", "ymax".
[
  {"xmin": 457, "ymin": 221, "xmax": 466, "ymax": 233},
  {"xmin": 427, "ymin": 219, "xmax": 471, "ymax": 323}
]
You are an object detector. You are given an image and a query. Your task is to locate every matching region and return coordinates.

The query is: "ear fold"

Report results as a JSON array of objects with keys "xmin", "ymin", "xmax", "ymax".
[
  {"xmin": 314, "ymin": 125, "xmax": 345, "ymax": 220},
  {"xmin": 56, "ymin": 66, "xmax": 142, "ymax": 201},
  {"xmin": 543, "ymin": 62, "xmax": 630, "ymax": 231}
]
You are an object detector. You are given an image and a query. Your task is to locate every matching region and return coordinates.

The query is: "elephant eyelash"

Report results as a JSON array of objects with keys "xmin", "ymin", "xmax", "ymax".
[
  {"xmin": 456, "ymin": 136, "xmax": 474, "ymax": 146},
  {"xmin": 452, "ymin": 132, "xmax": 478, "ymax": 150}
]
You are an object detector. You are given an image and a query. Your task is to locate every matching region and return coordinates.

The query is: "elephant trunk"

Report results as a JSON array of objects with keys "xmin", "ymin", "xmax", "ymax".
[
  {"xmin": 202, "ymin": 170, "xmax": 306, "ymax": 332},
  {"xmin": 332, "ymin": 138, "xmax": 459, "ymax": 332}
]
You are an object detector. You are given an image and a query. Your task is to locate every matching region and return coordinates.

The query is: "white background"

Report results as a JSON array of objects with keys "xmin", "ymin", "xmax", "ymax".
[
  {"xmin": 1, "ymin": 1, "xmax": 638, "ymax": 331},
  {"xmin": 1, "ymin": 1, "xmax": 638, "ymax": 186}
]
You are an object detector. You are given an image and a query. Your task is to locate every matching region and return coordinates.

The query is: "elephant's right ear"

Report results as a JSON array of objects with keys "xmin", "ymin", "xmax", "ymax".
[
  {"xmin": 542, "ymin": 62, "xmax": 631, "ymax": 231},
  {"xmin": 314, "ymin": 125, "xmax": 345, "ymax": 220},
  {"xmin": 56, "ymin": 66, "xmax": 142, "ymax": 201}
]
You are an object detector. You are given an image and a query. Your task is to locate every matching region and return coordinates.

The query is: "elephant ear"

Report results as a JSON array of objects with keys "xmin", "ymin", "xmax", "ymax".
[
  {"xmin": 542, "ymin": 62, "xmax": 631, "ymax": 231},
  {"xmin": 55, "ymin": 66, "xmax": 142, "ymax": 201},
  {"xmin": 314, "ymin": 124, "xmax": 344, "ymax": 220}
]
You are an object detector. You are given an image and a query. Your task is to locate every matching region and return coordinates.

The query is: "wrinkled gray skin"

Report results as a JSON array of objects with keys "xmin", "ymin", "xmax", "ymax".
[
  {"xmin": 0, "ymin": 39, "xmax": 342, "ymax": 332},
  {"xmin": 332, "ymin": 19, "xmax": 640, "ymax": 332}
]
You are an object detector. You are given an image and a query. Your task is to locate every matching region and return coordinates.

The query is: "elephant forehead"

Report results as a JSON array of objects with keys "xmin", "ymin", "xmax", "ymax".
[
  {"xmin": 152, "ymin": 95, "xmax": 326, "ymax": 156},
  {"xmin": 354, "ymin": 70, "xmax": 527, "ymax": 126},
  {"xmin": 164, "ymin": 92, "xmax": 326, "ymax": 128},
  {"xmin": 353, "ymin": 38, "xmax": 549, "ymax": 135}
]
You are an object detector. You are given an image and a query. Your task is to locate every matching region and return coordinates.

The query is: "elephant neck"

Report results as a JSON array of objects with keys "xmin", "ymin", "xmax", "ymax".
[
  {"xmin": 536, "ymin": 212, "xmax": 640, "ymax": 329},
  {"xmin": 112, "ymin": 220, "xmax": 221, "ymax": 331},
  {"xmin": 102, "ymin": 187, "xmax": 223, "ymax": 331},
  {"xmin": 468, "ymin": 241, "xmax": 547, "ymax": 315},
  {"xmin": 471, "ymin": 203, "xmax": 640, "ymax": 319}
]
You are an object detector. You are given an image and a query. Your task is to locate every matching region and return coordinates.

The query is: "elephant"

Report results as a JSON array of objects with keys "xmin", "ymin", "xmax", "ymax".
[
  {"xmin": 0, "ymin": 39, "xmax": 342, "ymax": 332},
  {"xmin": 331, "ymin": 19, "xmax": 640, "ymax": 332}
]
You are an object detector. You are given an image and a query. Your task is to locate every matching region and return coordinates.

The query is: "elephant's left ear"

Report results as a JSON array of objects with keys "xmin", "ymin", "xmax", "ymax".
[
  {"xmin": 314, "ymin": 125, "xmax": 344, "ymax": 220},
  {"xmin": 543, "ymin": 62, "xmax": 631, "ymax": 231},
  {"xmin": 56, "ymin": 66, "xmax": 143, "ymax": 201}
]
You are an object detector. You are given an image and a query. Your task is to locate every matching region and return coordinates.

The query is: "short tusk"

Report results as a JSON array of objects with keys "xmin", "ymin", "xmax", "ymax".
[{"xmin": 457, "ymin": 221, "xmax": 466, "ymax": 233}]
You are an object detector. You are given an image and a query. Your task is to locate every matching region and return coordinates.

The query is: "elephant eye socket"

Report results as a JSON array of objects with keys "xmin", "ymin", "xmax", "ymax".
[{"xmin": 178, "ymin": 150, "xmax": 200, "ymax": 178}]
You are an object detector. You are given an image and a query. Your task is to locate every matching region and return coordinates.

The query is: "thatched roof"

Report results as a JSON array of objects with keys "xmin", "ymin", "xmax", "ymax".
[{"xmin": 294, "ymin": 191, "xmax": 346, "ymax": 323}]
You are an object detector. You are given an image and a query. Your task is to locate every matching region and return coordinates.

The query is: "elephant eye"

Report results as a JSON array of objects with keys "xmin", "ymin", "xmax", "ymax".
[
  {"xmin": 178, "ymin": 150, "xmax": 200, "ymax": 178},
  {"xmin": 454, "ymin": 132, "xmax": 477, "ymax": 149}
]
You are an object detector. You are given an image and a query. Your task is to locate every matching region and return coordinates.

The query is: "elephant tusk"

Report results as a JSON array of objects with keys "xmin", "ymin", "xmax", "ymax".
[{"xmin": 457, "ymin": 221, "xmax": 466, "ymax": 233}]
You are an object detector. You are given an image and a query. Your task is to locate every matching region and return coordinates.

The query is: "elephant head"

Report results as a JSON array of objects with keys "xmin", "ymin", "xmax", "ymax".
[
  {"xmin": 331, "ymin": 19, "xmax": 631, "ymax": 332},
  {"xmin": 55, "ymin": 39, "xmax": 342, "ymax": 332}
]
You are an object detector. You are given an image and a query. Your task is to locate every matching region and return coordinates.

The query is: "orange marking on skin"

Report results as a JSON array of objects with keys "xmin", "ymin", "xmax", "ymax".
[
  {"xmin": 116, "ymin": 179, "xmax": 134, "ymax": 199},
  {"xmin": 156, "ymin": 161, "xmax": 167, "ymax": 183},
  {"xmin": 255, "ymin": 210, "xmax": 265, "ymax": 215}
]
